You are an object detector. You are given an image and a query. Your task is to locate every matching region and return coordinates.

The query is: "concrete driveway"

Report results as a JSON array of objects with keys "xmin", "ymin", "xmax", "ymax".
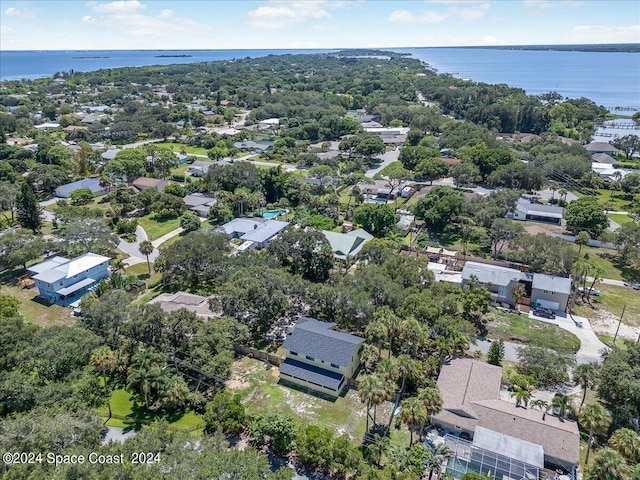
[
  {"xmin": 365, "ymin": 148, "xmax": 400, "ymax": 178},
  {"xmin": 117, "ymin": 225, "xmax": 159, "ymax": 261}
]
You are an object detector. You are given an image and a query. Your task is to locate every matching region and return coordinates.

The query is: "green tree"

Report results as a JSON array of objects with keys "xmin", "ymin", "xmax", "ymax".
[
  {"xmin": 70, "ymin": 187, "xmax": 95, "ymax": 206},
  {"xmin": 248, "ymin": 412, "xmax": 295, "ymax": 455},
  {"xmin": 575, "ymin": 230, "xmax": 591, "ymax": 257},
  {"xmin": 449, "ymin": 161, "xmax": 481, "ymax": 187},
  {"xmin": 0, "ymin": 180, "xmax": 19, "ymax": 226},
  {"xmin": 179, "ymin": 211, "xmax": 201, "ymax": 233},
  {"xmin": 412, "ymin": 185, "xmax": 464, "ymax": 233},
  {"xmin": 16, "ymin": 182, "xmax": 41, "ymax": 233},
  {"xmin": 377, "ymin": 162, "xmax": 411, "ymax": 199},
  {"xmin": 573, "ymin": 362, "xmax": 600, "ymax": 411},
  {"xmin": 580, "ymin": 402, "xmax": 613, "ymax": 464},
  {"xmin": 400, "ymin": 396, "xmax": 428, "ymax": 447},
  {"xmin": 585, "ymin": 447, "xmax": 629, "ymax": 480},
  {"xmin": 204, "ymin": 390, "xmax": 247, "ymax": 435},
  {"xmin": 511, "ymin": 384, "xmax": 532, "ymax": 408},
  {"xmin": 0, "ymin": 231, "xmax": 45, "ymax": 270},
  {"xmin": 516, "ymin": 346, "xmax": 575, "ymax": 388},
  {"xmin": 139, "ymin": 240, "xmax": 154, "ymax": 275},
  {"xmin": 487, "ymin": 339, "xmax": 505, "ymax": 366},
  {"xmin": 414, "ymin": 157, "xmax": 449, "ymax": 185},
  {"xmin": 89, "ymin": 346, "xmax": 115, "ymax": 419},
  {"xmin": 608, "ymin": 428, "xmax": 640, "ymax": 464},
  {"xmin": 565, "ymin": 197, "xmax": 609, "ymax": 237},
  {"xmin": 611, "ymin": 134, "xmax": 640, "ymax": 159},
  {"xmin": 489, "ymin": 218, "xmax": 524, "ymax": 259},
  {"xmin": 353, "ymin": 203, "xmax": 396, "ymax": 236}
]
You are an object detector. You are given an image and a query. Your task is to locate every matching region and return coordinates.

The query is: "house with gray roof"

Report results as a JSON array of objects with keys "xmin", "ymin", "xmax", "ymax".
[
  {"xmin": 233, "ymin": 140, "xmax": 274, "ymax": 153},
  {"xmin": 585, "ymin": 141, "xmax": 621, "ymax": 158},
  {"xmin": 27, "ymin": 252, "xmax": 110, "ymax": 306},
  {"xmin": 217, "ymin": 217, "xmax": 289, "ymax": 249},
  {"xmin": 511, "ymin": 198, "xmax": 564, "ymax": 224},
  {"xmin": 531, "ymin": 273, "xmax": 571, "ymax": 312},
  {"xmin": 148, "ymin": 291, "xmax": 218, "ymax": 320},
  {"xmin": 462, "ymin": 261, "xmax": 525, "ymax": 306},
  {"xmin": 187, "ymin": 160, "xmax": 213, "ymax": 177},
  {"xmin": 279, "ymin": 317, "xmax": 365, "ymax": 397},
  {"xmin": 55, "ymin": 177, "xmax": 107, "ymax": 199},
  {"xmin": 183, "ymin": 193, "xmax": 216, "ymax": 217},
  {"xmin": 432, "ymin": 359, "xmax": 580, "ymax": 476}
]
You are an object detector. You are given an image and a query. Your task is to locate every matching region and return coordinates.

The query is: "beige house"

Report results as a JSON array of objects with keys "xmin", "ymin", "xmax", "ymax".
[
  {"xmin": 279, "ymin": 317, "xmax": 364, "ymax": 398},
  {"xmin": 431, "ymin": 359, "xmax": 580, "ymax": 475}
]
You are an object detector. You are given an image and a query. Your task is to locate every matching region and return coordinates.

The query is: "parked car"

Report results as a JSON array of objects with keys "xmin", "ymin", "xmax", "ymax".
[
  {"xmin": 532, "ymin": 307, "xmax": 556, "ymax": 319},
  {"xmin": 578, "ymin": 286, "xmax": 600, "ymax": 296}
]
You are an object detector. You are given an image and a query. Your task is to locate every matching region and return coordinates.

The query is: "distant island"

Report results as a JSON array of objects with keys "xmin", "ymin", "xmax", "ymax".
[
  {"xmin": 155, "ymin": 54, "xmax": 193, "ymax": 58},
  {"xmin": 466, "ymin": 43, "xmax": 640, "ymax": 53},
  {"xmin": 71, "ymin": 56, "xmax": 111, "ymax": 59}
]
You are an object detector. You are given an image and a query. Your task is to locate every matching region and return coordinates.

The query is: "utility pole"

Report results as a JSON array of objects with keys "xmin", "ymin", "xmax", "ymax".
[{"xmin": 613, "ymin": 305, "xmax": 626, "ymax": 345}]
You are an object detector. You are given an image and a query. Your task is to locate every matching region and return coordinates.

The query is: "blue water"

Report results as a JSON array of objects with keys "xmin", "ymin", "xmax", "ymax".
[
  {"xmin": 364, "ymin": 198, "xmax": 388, "ymax": 204},
  {"xmin": 262, "ymin": 209, "xmax": 287, "ymax": 219},
  {"xmin": 1, "ymin": 47, "xmax": 639, "ymax": 108}
]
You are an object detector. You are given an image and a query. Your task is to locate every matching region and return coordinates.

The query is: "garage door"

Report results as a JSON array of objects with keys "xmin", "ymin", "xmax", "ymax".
[{"xmin": 535, "ymin": 299, "xmax": 559, "ymax": 311}]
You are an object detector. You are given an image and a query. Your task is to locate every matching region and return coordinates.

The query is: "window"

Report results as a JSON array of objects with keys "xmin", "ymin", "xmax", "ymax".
[
  {"xmin": 290, "ymin": 351, "xmax": 297, "ymax": 356},
  {"xmin": 59, "ymin": 281, "xmax": 63, "ymax": 286},
  {"xmin": 305, "ymin": 355, "xmax": 314, "ymax": 361},
  {"xmin": 331, "ymin": 363, "xmax": 339, "ymax": 369}
]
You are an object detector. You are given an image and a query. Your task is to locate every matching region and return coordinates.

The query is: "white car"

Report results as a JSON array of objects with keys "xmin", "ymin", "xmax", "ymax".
[{"xmin": 578, "ymin": 287, "xmax": 600, "ymax": 296}]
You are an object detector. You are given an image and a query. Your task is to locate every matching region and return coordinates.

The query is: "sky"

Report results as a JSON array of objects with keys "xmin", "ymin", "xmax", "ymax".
[{"xmin": 1, "ymin": 0, "xmax": 639, "ymax": 50}]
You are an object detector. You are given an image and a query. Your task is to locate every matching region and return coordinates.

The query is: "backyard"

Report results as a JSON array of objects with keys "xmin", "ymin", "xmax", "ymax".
[
  {"xmin": 137, "ymin": 215, "xmax": 181, "ymax": 241},
  {"xmin": 227, "ymin": 357, "xmax": 410, "ymax": 447}
]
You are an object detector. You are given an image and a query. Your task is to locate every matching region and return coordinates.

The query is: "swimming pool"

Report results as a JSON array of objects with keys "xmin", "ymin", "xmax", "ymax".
[
  {"xmin": 262, "ymin": 209, "xmax": 287, "ymax": 219},
  {"xmin": 364, "ymin": 198, "xmax": 387, "ymax": 204}
]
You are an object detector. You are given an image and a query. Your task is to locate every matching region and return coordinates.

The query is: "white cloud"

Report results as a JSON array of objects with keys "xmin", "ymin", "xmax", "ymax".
[
  {"xmin": 448, "ymin": 1, "xmax": 490, "ymax": 20},
  {"xmin": 247, "ymin": 1, "xmax": 348, "ymax": 29},
  {"xmin": 4, "ymin": 7, "xmax": 35, "ymax": 19},
  {"xmin": 86, "ymin": 1, "xmax": 146, "ymax": 14},
  {"xmin": 523, "ymin": 0, "xmax": 583, "ymax": 9},
  {"xmin": 388, "ymin": 9, "xmax": 447, "ymax": 24},
  {"xmin": 569, "ymin": 24, "xmax": 640, "ymax": 43},
  {"xmin": 81, "ymin": 1, "xmax": 203, "ymax": 37}
]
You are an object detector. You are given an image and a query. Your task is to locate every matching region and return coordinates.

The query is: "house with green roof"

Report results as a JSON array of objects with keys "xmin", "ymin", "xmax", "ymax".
[{"xmin": 321, "ymin": 228, "xmax": 374, "ymax": 260}]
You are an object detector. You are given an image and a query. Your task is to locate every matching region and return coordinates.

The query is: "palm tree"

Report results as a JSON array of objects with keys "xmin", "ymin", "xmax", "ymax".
[
  {"xmin": 552, "ymin": 394, "xmax": 575, "ymax": 419},
  {"xmin": 450, "ymin": 332, "xmax": 470, "ymax": 357},
  {"xmin": 139, "ymin": 240, "xmax": 154, "ymax": 274},
  {"xmin": 586, "ymin": 265, "xmax": 604, "ymax": 306},
  {"xmin": 608, "ymin": 428, "xmax": 640, "ymax": 464},
  {"xmin": 359, "ymin": 343, "xmax": 379, "ymax": 374},
  {"xmin": 386, "ymin": 355, "xmax": 417, "ymax": 431},
  {"xmin": 435, "ymin": 337, "xmax": 454, "ymax": 363},
  {"xmin": 365, "ymin": 320, "xmax": 387, "ymax": 360},
  {"xmin": 580, "ymin": 403, "xmax": 613, "ymax": 464},
  {"xmin": 418, "ymin": 386, "xmax": 443, "ymax": 435},
  {"xmin": 558, "ymin": 188, "xmax": 568, "ymax": 203},
  {"xmin": 425, "ymin": 444, "xmax": 452, "ymax": 480},
  {"xmin": 511, "ymin": 282, "xmax": 527, "ymax": 310},
  {"xmin": 89, "ymin": 346, "xmax": 115, "ymax": 419},
  {"xmin": 530, "ymin": 399, "xmax": 549, "ymax": 420},
  {"xmin": 376, "ymin": 307, "xmax": 401, "ymax": 359},
  {"xmin": 400, "ymin": 397, "xmax": 428, "ymax": 447},
  {"xmin": 511, "ymin": 384, "xmax": 531, "ymax": 409},
  {"xmin": 399, "ymin": 316, "xmax": 427, "ymax": 357},
  {"xmin": 358, "ymin": 374, "xmax": 386, "ymax": 432},
  {"xmin": 584, "ymin": 447, "xmax": 629, "ymax": 480},
  {"xmin": 573, "ymin": 362, "xmax": 599, "ymax": 411}
]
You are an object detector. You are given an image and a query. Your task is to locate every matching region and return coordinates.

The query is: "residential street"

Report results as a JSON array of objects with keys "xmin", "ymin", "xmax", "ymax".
[{"xmin": 365, "ymin": 149, "xmax": 400, "ymax": 178}]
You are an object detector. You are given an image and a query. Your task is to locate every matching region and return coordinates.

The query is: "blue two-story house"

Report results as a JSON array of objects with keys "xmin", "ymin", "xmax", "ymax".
[{"xmin": 28, "ymin": 252, "xmax": 111, "ymax": 306}]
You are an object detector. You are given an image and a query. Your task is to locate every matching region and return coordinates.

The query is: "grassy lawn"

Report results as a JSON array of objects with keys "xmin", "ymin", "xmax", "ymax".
[
  {"xmin": 228, "ymin": 357, "xmax": 410, "ymax": 446},
  {"xmin": 574, "ymin": 284, "xmax": 640, "ymax": 327},
  {"xmin": 580, "ymin": 245, "xmax": 622, "ymax": 281},
  {"xmin": 608, "ymin": 213, "xmax": 635, "ymax": 225},
  {"xmin": 137, "ymin": 215, "xmax": 181, "ymax": 241},
  {"xmin": 487, "ymin": 309, "xmax": 581, "ymax": 354},
  {"xmin": 151, "ymin": 142, "xmax": 209, "ymax": 155},
  {"xmin": 0, "ymin": 270, "xmax": 74, "ymax": 326},
  {"xmin": 98, "ymin": 388, "xmax": 204, "ymax": 434},
  {"xmin": 125, "ymin": 262, "xmax": 161, "ymax": 286}
]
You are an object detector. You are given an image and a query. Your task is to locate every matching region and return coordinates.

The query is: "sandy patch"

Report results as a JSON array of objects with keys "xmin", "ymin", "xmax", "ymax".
[
  {"xmin": 590, "ymin": 309, "xmax": 640, "ymax": 341},
  {"xmin": 225, "ymin": 361, "xmax": 260, "ymax": 390},
  {"xmin": 282, "ymin": 387, "xmax": 316, "ymax": 417}
]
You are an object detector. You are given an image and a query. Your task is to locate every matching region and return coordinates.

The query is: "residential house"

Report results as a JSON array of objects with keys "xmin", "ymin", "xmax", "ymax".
[
  {"xmin": 357, "ymin": 180, "xmax": 408, "ymax": 200},
  {"xmin": 131, "ymin": 177, "xmax": 169, "ymax": 191},
  {"xmin": 304, "ymin": 176, "xmax": 339, "ymax": 188},
  {"xmin": 101, "ymin": 149, "xmax": 120, "ymax": 162},
  {"xmin": 462, "ymin": 261, "xmax": 525, "ymax": 306},
  {"xmin": 55, "ymin": 177, "xmax": 107, "ymax": 199},
  {"xmin": 217, "ymin": 218, "xmax": 289, "ymax": 249},
  {"xmin": 531, "ymin": 273, "xmax": 571, "ymax": 312},
  {"xmin": 279, "ymin": 317, "xmax": 365, "ymax": 398},
  {"xmin": 322, "ymin": 228, "xmax": 374, "ymax": 260},
  {"xmin": 27, "ymin": 253, "xmax": 111, "ymax": 306},
  {"xmin": 149, "ymin": 291, "xmax": 218, "ymax": 320},
  {"xmin": 591, "ymin": 152, "xmax": 616, "ymax": 164},
  {"xmin": 233, "ymin": 140, "xmax": 274, "ymax": 153},
  {"xmin": 34, "ymin": 122, "xmax": 61, "ymax": 130},
  {"xmin": 183, "ymin": 193, "xmax": 216, "ymax": 217},
  {"xmin": 585, "ymin": 141, "xmax": 621, "ymax": 158},
  {"xmin": 187, "ymin": 160, "xmax": 213, "ymax": 177},
  {"xmin": 510, "ymin": 198, "xmax": 564, "ymax": 225},
  {"xmin": 396, "ymin": 213, "xmax": 414, "ymax": 233},
  {"xmin": 432, "ymin": 359, "xmax": 580, "ymax": 476}
]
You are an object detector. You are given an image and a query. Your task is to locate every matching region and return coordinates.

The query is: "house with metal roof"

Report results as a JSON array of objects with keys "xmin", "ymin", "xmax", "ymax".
[
  {"xmin": 511, "ymin": 198, "xmax": 564, "ymax": 224},
  {"xmin": 322, "ymin": 228, "xmax": 374, "ymax": 260},
  {"xmin": 233, "ymin": 140, "xmax": 274, "ymax": 153},
  {"xmin": 183, "ymin": 193, "xmax": 216, "ymax": 217},
  {"xmin": 531, "ymin": 273, "xmax": 572, "ymax": 312},
  {"xmin": 432, "ymin": 359, "xmax": 580, "ymax": 477},
  {"xmin": 55, "ymin": 177, "xmax": 107, "ymax": 199},
  {"xmin": 217, "ymin": 218, "xmax": 289, "ymax": 249},
  {"xmin": 27, "ymin": 252, "xmax": 110, "ymax": 306},
  {"xmin": 279, "ymin": 317, "xmax": 365, "ymax": 398},
  {"xmin": 462, "ymin": 261, "xmax": 525, "ymax": 306}
]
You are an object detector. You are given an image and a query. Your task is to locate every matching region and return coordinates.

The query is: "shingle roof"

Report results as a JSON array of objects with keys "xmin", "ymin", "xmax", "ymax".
[
  {"xmin": 585, "ymin": 142, "xmax": 620, "ymax": 153},
  {"xmin": 55, "ymin": 177, "xmax": 104, "ymax": 196},
  {"xmin": 240, "ymin": 220, "xmax": 289, "ymax": 243},
  {"xmin": 183, "ymin": 193, "xmax": 216, "ymax": 208},
  {"xmin": 149, "ymin": 291, "xmax": 217, "ymax": 319},
  {"xmin": 279, "ymin": 357, "xmax": 345, "ymax": 391},
  {"xmin": 461, "ymin": 262, "xmax": 524, "ymax": 286},
  {"xmin": 532, "ymin": 273, "xmax": 572, "ymax": 295},
  {"xmin": 282, "ymin": 317, "xmax": 364, "ymax": 367}
]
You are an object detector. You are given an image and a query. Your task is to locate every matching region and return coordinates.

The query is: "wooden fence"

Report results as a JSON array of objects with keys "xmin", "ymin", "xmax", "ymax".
[{"xmin": 233, "ymin": 345, "xmax": 283, "ymax": 366}]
